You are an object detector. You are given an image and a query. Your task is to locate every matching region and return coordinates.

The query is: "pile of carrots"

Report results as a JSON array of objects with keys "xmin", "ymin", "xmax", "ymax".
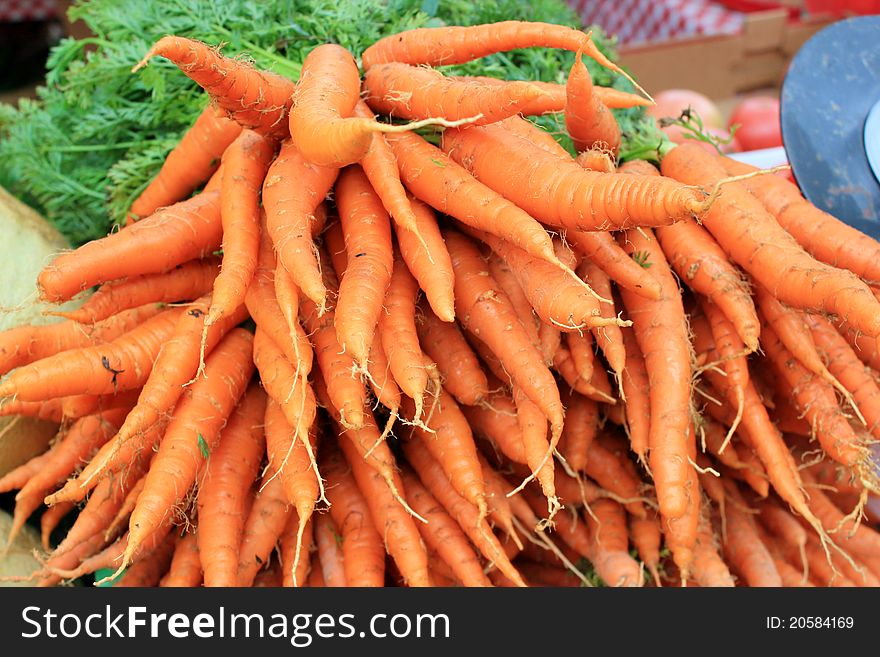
[{"xmin": 1, "ymin": 20, "xmax": 879, "ymax": 588}]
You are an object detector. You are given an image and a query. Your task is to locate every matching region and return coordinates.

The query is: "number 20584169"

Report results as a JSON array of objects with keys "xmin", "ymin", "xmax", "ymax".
[{"xmin": 766, "ymin": 617, "xmax": 854, "ymax": 630}]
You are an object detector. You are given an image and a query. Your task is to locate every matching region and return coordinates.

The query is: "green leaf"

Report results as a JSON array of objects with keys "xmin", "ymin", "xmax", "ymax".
[
  {"xmin": 197, "ymin": 433, "xmax": 210, "ymax": 459},
  {"xmin": 632, "ymin": 251, "xmax": 652, "ymax": 269},
  {"xmin": 658, "ymin": 106, "xmax": 734, "ymax": 156},
  {"xmin": 420, "ymin": 0, "xmax": 440, "ymax": 17},
  {"xmin": 429, "ymin": 157, "xmax": 446, "ymax": 167}
]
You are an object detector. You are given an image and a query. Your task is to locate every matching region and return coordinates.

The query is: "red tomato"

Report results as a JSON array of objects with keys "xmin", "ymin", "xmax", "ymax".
[
  {"xmin": 647, "ymin": 89, "xmax": 724, "ymax": 130},
  {"xmin": 728, "ymin": 96, "xmax": 782, "ymax": 151}
]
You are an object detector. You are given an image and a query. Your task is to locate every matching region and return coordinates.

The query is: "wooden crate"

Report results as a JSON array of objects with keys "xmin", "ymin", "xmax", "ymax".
[{"xmin": 618, "ymin": 10, "xmax": 836, "ymax": 99}]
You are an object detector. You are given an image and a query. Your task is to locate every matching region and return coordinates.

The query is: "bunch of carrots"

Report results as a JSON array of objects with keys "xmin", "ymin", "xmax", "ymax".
[{"xmin": 1, "ymin": 20, "xmax": 879, "ymax": 588}]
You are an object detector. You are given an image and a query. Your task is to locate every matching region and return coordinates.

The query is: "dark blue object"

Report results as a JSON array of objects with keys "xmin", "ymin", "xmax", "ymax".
[{"xmin": 781, "ymin": 16, "xmax": 880, "ymax": 238}]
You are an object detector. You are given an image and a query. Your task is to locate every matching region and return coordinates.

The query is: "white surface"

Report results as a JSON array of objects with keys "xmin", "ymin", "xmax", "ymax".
[
  {"xmin": 864, "ymin": 98, "xmax": 880, "ymax": 185},
  {"xmin": 727, "ymin": 145, "xmax": 788, "ymax": 169}
]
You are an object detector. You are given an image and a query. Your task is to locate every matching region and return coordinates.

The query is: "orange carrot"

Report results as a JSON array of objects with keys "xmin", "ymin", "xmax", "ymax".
[
  {"xmin": 567, "ymin": 230, "xmax": 662, "ymax": 300},
  {"xmin": 290, "ymin": 44, "xmax": 466, "ymax": 168},
  {"xmin": 322, "ymin": 445, "xmax": 385, "ymax": 587},
  {"xmin": 807, "ymin": 313, "xmax": 880, "ymax": 440},
  {"xmin": 403, "ymin": 437, "xmax": 524, "ymax": 587},
  {"xmin": 387, "ymin": 131, "xmax": 561, "ymax": 267},
  {"xmin": 400, "ymin": 389, "xmax": 488, "ymax": 520},
  {"xmin": 755, "ymin": 285, "xmax": 855, "ymax": 411},
  {"xmin": 722, "ymin": 155, "xmax": 880, "ymax": 283},
  {"xmin": 33, "ymin": 530, "xmax": 107, "ymax": 587},
  {"xmin": 690, "ymin": 505, "xmax": 735, "ymax": 587},
  {"xmin": 576, "ymin": 148, "xmax": 616, "ymax": 172},
  {"xmin": 0, "ymin": 304, "xmax": 151, "ymax": 374},
  {"xmin": 0, "ymin": 304, "xmax": 156, "ymax": 377},
  {"xmin": 446, "ymin": 229, "xmax": 564, "ymax": 452},
  {"xmin": 53, "ymin": 456, "xmax": 149, "ymax": 555},
  {"xmin": 129, "ymin": 105, "xmax": 242, "ymax": 221},
  {"xmin": 160, "ymin": 531, "xmax": 203, "ymax": 587},
  {"xmin": 354, "ymin": 101, "xmax": 427, "ymax": 244},
  {"xmin": 55, "ymin": 258, "xmax": 219, "ymax": 324},
  {"xmin": 721, "ymin": 482, "xmax": 782, "ymax": 586},
  {"xmin": 379, "ymin": 250, "xmax": 434, "ymax": 422},
  {"xmin": 337, "ymin": 427, "xmax": 431, "ymax": 587},
  {"xmin": 305, "ymin": 552, "xmax": 324, "ymax": 587},
  {"xmin": 467, "ymin": 226, "xmax": 616, "ymax": 330},
  {"xmin": 584, "ymin": 436, "xmax": 646, "ymax": 518},
  {"xmin": 629, "ymin": 509, "xmax": 663, "ymax": 586},
  {"xmin": 662, "ymin": 143, "xmax": 880, "ymax": 340},
  {"xmin": 461, "ymin": 391, "xmax": 527, "ymax": 466},
  {"xmin": 116, "ymin": 532, "xmax": 176, "ymax": 587},
  {"xmin": 622, "ymin": 157, "xmax": 759, "ymax": 349},
  {"xmin": 460, "ymin": 77, "xmax": 651, "ymax": 112},
  {"xmin": 619, "ymin": 323, "xmax": 650, "ymax": 462},
  {"xmin": 396, "ymin": 193, "xmax": 455, "ymax": 322},
  {"xmin": 117, "ymin": 329, "xmax": 255, "ymax": 573},
  {"xmin": 39, "ymin": 501, "xmax": 74, "ymax": 551},
  {"xmin": 0, "ymin": 306, "xmax": 185, "ymax": 401},
  {"xmin": 566, "ymin": 331, "xmax": 595, "ymax": 384},
  {"xmin": 364, "ymin": 331, "xmax": 402, "ymax": 415},
  {"xmin": 538, "ymin": 322, "xmax": 563, "ymax": 371},
  {"xmin": 134, "ymin": 36, "xmax": 294, "ymax": 138},
  {"xmin": 73, "ymin": 298, "xmax": 248, "ymax": 493},
  {"xmin": 360, "ymin": 21, "xmax": 642, "ymax": 94},
  {"xmin": 246, "ymin": 214, "xmax": 313, "ymax": 375},
  {"xmin": 236, "ymin": 469, "xmax": 292, "ymax": 587},
  {"xmin": 586, "ymin": 498, "xmax": 642, "ymax": 586},
  {"xmin": 280, "ymin": 513, "xmax": 313, "ymax": 588},
  {"xmin": 252, "ymin": 327, "xmax": 318, "ymax": 459},
  {"xmin": 617, "ymin": 230, "xmax": 693, "ymax": 519},
  {"xmin": 57, "ymin": 389, "xmax": 139, "ymax": 421},
  {"xmin": 755, "ymin": 498, "xmax": 808, "ymax": 581},
  {"xmin": 476, "ymin": 454, "xmax": 518, "ymax": 541},
  {"xmin": 565, "ymin": 49, "xmax": 620, "ymax": 154},
  {"xmin": 197, "ymin": 383, "xmax": 266, "ymax": 587},
  {"xmin": 38, "ymin": 191, "xmax": 222, "ymax": 302},
  {"xmin": 486, "ymin": 251, "xmax": 543, "ymax": 358},
  {"xmin": 66, "ymin": 520, "xmax": 176, "ymax": 585},
  {"xmin": 401, "ymin": 467, "xmax": 492, "ymax": 587},
  {"xmin": 557, "ymin": 390, "xmax": 598, "ymax": 473},
  {"xmin": 690, "ymin": 305, "xmax": 746, "ymax": 450},
  {"xmin": 494, "ymin": 114, "xmax": 571, "ymax": 158},
  {"xmin": 662, "ymin": 220, "xmax": 758, "ymax": 351},
  {"xmin": 618, "ymin": 227, "xmax": 698, "ymax": 579},
  {"xmin": 204, "ymin": 130, "xmax": 274, "ymax": 329},
  {"xmin": 8, "ymin": 410, "xmax": 129, "ymax": 544},
  {"xmin": 513, "ymin": 386, "xmax": 558, "ymax": 518},
  {"xmin": 334, "ymin": 165, "xmax": 394, "ymax": 366},
  {"xmin": 100, "ymin": 470, "xmax": 148, "ymax": 543},
  {"xmin": 264, "ymin": 399, "xmax": 320, "ymax": 585},
  {"xmin": 314, "ymin": 513, "xmax": 347, "ymax": 587},
  {"xmin": 299, "ymin": 256, "xmax": 367, "ymax": 430},
  {"xmin": 799, "ymin": 470, "xmax": 880, "ymax": 560},
  {"xmin": 762, "ymin": 323, "xmax": 874, "ymax": 479},
  {"xmin": 364, "ymin": 62, "xmax": 548, "ymax": 125},
  {"xmin": 263, "ymin": 139, "xmax": 338, "ymax": 313},
  {"xmin": 416, "ymin": 300, "xmax": 488, "ymax": 406},
  {"xmin": 579, "ymin": 261, "xmax": 626, "ymax": 386},
  {"xmin": 442, "ymin": 122, "xmax": 705, "ymax": 233}
]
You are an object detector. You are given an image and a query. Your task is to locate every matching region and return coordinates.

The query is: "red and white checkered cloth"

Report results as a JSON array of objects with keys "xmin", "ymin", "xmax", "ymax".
[
  {"xmin": 569, "ymin": 0, "xmax": 745, "ymax": 46},
  {"xmin": 0, "ymin": 0, "xmax": 56, "ymax": 22}
]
